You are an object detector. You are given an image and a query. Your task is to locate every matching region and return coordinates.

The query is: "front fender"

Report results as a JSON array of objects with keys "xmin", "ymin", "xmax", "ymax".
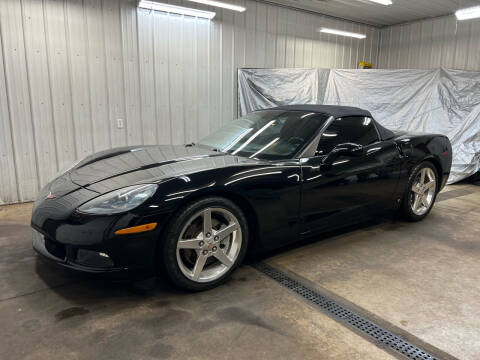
[{"xmin": 110, "ymin": 161, "xmax": 302, "ymax": 252}]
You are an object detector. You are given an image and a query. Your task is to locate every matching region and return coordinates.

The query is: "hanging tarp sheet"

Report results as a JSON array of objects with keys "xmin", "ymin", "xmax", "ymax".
[
  {"xmin": 237, "ymin": 68, "xmax": 480, "ymax": 183},
  {"xmin": 238, "ymin": 68, "xmax": 330, "ymax": 115}
]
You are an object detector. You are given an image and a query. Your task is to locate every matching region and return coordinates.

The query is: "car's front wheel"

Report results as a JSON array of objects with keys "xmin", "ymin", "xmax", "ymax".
[
  {"xmin": 161, "ymin": 197, "xmax": 248, "ymax": 291},
  {"xmin": 401, "ymin": 161, "xmax": 438, "ymax": 221}
]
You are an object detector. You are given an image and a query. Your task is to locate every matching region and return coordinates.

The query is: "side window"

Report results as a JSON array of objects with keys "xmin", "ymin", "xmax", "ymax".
[{"xmin": 316, "ymin": 116, "xmax": 379, "ymax": 155}]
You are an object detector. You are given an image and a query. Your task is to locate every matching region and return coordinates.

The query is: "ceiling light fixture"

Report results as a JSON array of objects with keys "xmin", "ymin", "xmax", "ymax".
[
  {"xmin": 138, "ymin": 0, "xmax": 216, "ymax": 19},
  {"xmin": 455, "ymin": 6, "xmax": 480, "ymax": 21},
  {"xmin": 365, "ymin": 0, "xmax": 393, "ymax": 5},
  {"xmin": 319, "ymin": 28, "xmax": 366, "ymax": 39},
  {"xmin": 186, "ymin": 0, "xmax": 246, "ymax": 12}
]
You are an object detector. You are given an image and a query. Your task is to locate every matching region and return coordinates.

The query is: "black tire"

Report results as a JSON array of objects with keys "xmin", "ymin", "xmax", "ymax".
[
  {"xmin": 160, "ymin": 196, "xmax": 249, "ymax": 292},
  {"xmin": 400, "ymin": 161, "xmax": 439, "ymax": 222}
]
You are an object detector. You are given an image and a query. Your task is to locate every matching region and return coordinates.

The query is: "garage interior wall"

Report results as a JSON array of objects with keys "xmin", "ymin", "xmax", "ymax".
[
  {"xmin": 378, "ymin": 15, "xmax": 480, "ymax": 70},
  {"xmin": 0, "ymin": 0, "xmax": 379, "ymax": 205}
]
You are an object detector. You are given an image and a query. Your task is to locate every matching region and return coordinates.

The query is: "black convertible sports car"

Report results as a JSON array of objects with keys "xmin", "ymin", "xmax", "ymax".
[{"xmin": 31, "ymin": 105, "xmax": 452, "ymax": 291}]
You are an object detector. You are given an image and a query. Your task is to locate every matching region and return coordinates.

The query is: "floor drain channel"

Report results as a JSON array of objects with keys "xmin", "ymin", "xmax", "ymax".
[{"xmin": 253, "ymin": 262, "xmax": 439, "ymax": 360}]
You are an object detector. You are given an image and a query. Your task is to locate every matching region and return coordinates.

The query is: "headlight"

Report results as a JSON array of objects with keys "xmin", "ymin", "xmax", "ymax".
[{"xmin": 77, "ymin": 184, "xmax": 158, "ymax": 215}]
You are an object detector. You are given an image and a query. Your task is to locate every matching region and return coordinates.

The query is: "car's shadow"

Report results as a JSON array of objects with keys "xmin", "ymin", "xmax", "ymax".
[
  {"xmin": 34, "ymin": 256, "xmax": 179, "ymax": 295},
  {"xmin": 32, "ymin": 257, "xmax": 186, "ymax": 320},
  {"xmin": 252, "ymin": 214, "xmax": 398, "ymax": 263},
  {"xmin": 33, "ymin": 214, "xmax": 398, "ymax": 308}
]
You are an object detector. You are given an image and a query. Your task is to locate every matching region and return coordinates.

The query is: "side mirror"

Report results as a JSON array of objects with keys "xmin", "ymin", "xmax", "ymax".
[{"xmin": 322, "ymin": 142, "xmax": 364, "ymax": 165}]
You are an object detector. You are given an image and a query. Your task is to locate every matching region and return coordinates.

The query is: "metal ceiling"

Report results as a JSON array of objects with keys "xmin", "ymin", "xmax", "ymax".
[{"xmin": 260, "ymin": 0, "xmax": 480, "ymax": 27}]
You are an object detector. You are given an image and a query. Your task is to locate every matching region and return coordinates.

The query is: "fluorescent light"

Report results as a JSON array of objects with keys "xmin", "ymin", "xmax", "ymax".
[
  {"xmin": 138, "ymin": 0, "xmax": 216, "ymax": 19},
  {"xmin": 222, "ymin": 128, "xmax": 253, "ymax": 151},
  {"xmin": 232, "ymin": 120, "xmax": 276, "ymax": 155},
  {"xmin": 300, "ymin": 112, "xmax": 315, "ymax": 119},
  {"xmin": 187, "ymin": 0, "xmax": 245, "ymax": 12},
  {"xmin": 365, "ymin": 0, "xmax": 392, "ymax": 5},
  {"xmin": 249, "ymin": 137, "xmax": 280, "ymax": 158},
  {"xmin": 319, "ymin": 28, "xmax": 366, "ymax": 39},
  {"xmin": 455, "ymin": 6, "xmax": 480, "ymax": 21}
]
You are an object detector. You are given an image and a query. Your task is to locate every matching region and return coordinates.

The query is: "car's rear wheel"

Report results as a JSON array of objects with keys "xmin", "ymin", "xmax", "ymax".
[
  {"xmin": 161, "ymin": 197, "xmax": 248, "ymax": 291},
  {"xmin": 401, "ymin": 161, "xmax": 438, "ymax": 221}
]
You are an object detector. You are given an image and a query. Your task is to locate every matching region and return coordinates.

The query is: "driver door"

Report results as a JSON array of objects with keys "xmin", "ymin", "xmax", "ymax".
[{"xmin": 300, "ymin": 116, "xmax": 401, "ymax": 236}]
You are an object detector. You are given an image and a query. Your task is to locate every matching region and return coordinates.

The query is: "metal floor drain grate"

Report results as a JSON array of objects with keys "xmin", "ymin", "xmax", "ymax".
[{"xmin": 254, "ymin": 262, "xmax": 439, "ymax": 360}]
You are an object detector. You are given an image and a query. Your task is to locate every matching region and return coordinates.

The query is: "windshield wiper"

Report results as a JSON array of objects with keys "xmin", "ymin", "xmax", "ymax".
[
  {"xmin": 195, "ymin": 143, "xmax": 225, "ymax": 153},
  {"xmin": 185, "ymin": 142, "xmax": 196, "ymax": 147}
]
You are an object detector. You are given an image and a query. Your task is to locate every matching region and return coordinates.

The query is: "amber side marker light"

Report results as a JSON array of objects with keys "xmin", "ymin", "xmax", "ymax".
[{"xmin": 114, "ymin": 222, "xmax": 158, "ymax": 235}]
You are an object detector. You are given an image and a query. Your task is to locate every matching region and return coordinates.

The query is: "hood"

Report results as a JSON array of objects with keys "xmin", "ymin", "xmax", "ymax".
[
  {"xmin": 33, "ymin": 145, "xmax": 255, "ymax": 226},
  {"xmin": 68, "ymin": 145, "xmax": 250, "ymax": 192}
]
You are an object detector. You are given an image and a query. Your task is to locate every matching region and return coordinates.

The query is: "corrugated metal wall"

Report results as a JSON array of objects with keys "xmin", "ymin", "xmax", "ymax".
[
  {"xmin": 378, "ymin": 15, "xmax": 480, "ymax": 70},
  {"xmin": 0, "ymin": 0, "xmax": 379, "ymax": 204}
]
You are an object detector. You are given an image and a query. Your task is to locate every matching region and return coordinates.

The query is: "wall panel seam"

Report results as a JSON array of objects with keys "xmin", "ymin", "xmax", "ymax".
[
  {"xmin": 20, "ymin": 0, "xmax": 41, "ymax": 194},
  {"xmin": 42, "ymin": 0, "xmax": 60, "ymax": 171},
  {"xmin": 83, "ymin": 0, "xmax": 96, "ymax": 153},
  {"xmin": 100, "ymin": 0, "xmax": 113, "ymax": 149},
  {"xmin": 63, "ymin": 0, "xmax": 79, "ymax": 160},
  {"xmin": 0, "ymin": 4, "xmax": 21, "ymax": 201}
]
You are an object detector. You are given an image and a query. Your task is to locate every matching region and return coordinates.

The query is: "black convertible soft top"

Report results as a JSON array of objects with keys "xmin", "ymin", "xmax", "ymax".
[
  {"xmin": 268, "ymin": 104, "xmax": 395, "ymax": 140},
  {"xmin": 272, "ymin": 104, "xmax": 371, "ymax": 118}
]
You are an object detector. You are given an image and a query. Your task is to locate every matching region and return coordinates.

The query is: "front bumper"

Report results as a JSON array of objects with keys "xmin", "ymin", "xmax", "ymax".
[
  {"xmin": 30, "ymin": 175, "xmax": 171, "ymax": 280},
  {"xmin": 31, "ymin": 220, "xmax": 161, "ymax": 280},
  {"xmin": 32, "ymin": 229, "xmax": 127, "ymax": 274}
]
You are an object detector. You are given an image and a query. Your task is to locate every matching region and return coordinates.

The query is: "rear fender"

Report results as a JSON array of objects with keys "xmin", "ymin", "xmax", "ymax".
[{"xmin": 394, "ymin": 134, "xmax": 451, "ymax": 195}]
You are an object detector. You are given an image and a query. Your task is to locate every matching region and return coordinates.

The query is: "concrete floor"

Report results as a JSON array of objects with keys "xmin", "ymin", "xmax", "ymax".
[{"xmin": 0, "ymin": 183, "xmax": 478, "ymax": 360}]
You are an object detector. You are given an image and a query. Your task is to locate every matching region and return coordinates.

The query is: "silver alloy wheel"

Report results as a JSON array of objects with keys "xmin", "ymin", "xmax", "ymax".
[
  {"xmin": 410, "ymin": 167, "xmax": 437, "ymax": 216},
  {"xmin": 176, "ymin": 207, "xmax": 242, "ymax": 283}
]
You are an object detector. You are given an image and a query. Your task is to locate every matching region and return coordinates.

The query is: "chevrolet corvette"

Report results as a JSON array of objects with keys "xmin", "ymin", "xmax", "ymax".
[{"xmin": 31, "ymin": 105, "xmax": 452, "ymax": 291}]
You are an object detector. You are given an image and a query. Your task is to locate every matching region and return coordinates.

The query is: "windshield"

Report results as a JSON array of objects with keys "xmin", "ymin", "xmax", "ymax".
[{"xmin": 198, "ymin": 110, "xmax": 329, "ymax": 160}]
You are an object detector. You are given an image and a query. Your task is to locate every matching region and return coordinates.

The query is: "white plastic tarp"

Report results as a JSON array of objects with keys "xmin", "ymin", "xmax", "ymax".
[{"xmin": 237, "ymin": 68, "xmax": 480, "ymax": 183}]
